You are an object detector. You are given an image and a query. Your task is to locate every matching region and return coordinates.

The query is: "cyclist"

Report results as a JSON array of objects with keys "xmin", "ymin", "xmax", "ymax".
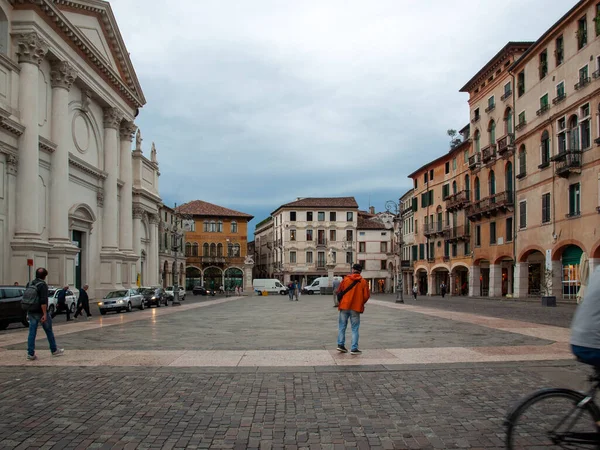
[{"xmin": 571, "ymin": 266, "xmax": 600, "ymax": 365}]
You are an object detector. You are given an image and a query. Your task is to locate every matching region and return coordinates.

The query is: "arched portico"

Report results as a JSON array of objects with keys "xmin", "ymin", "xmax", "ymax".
[
  {"xmin": 492, "ymin": 256, "xmax": 514, "ymax": 296},
  {"xmin": 553, "ymin": 243, "xmax": 585, "ymax": 300},
  {"xmin": 415, "ymin": 267, "xmax": 428, "ymax": 295},
  {"xmin": 451, "ymin": 263, "xmax": 469, "ymax": 295},
  {"xmin": 431, "ymin": 265, "xmax": 450, "ymax": 296},
  {"xmin": 185, "ymin": 266, "xmax": 201, "ymax": 290}
]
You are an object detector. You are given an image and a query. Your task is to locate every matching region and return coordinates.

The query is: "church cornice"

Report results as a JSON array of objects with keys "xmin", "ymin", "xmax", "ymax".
[
  {"xmin": 0, "ymin": 107, "xmax": 25, "ymax": 137},
  {"xmin": 69, "ymin": 151, "xmax": 107, "ymax": 179},
  {"xmin": 10, "ymin": 0, "xmax": 146, "ymax": 108},
  {"xmin": 132, "ymin": 186, "xmax": 162, "ymax": 204},
  {"xmin": 39, "ymin": 136, "xmax": 57, "ymax": 153}
]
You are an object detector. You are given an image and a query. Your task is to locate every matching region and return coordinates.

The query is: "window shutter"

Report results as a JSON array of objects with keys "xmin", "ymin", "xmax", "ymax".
[
  {"xmin": 429, "ymin": 190, "xmax": 434, "ymax": 205},
  {"xmin": 412, "ymin": 197, "xmax": 418, "ymax": 212}
]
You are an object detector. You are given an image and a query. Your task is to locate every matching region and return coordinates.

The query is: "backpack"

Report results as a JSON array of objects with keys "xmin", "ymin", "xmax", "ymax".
[{"xmin": 21, "ymin": 280, "xmax": 41, "ymax": 312}]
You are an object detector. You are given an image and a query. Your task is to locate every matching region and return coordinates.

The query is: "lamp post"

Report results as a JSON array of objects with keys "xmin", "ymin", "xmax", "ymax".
[
  {"xmin": 386, "ymin": 199, "xmax": 404, "ymax": 303},
  {"xmin": 171, "ymin": 204, "xmax": 191, "ymax": 306}
]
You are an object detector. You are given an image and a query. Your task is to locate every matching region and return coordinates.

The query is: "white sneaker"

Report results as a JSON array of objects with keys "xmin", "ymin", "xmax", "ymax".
[{"xmin": 52, "ymin": 348, "xmax": 65, "ymax": 357}]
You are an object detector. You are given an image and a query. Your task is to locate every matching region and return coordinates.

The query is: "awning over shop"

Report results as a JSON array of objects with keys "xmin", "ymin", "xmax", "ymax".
[{"xmin": 562, "ymin": 245, "xmax": 583, "ymax": 265}]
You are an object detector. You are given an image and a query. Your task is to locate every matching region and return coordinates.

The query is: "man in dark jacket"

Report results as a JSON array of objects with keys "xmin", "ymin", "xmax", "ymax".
[
  {"xmin": 52, "ymin": 285, "xmax": 72, "ymax": 321},
  {"xmin": 74, "ymin": 284, "xmax": 91, "ymax": 319},
  {"xmin": 26, "ymin": 268, "xmax": 64, "ymax": 360}
]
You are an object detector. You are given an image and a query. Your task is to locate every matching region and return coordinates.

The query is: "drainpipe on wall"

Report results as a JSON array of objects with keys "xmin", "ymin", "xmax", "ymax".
[{"xmin": 509, "ymin": 70, "xmax": 518, "ymax": 282}]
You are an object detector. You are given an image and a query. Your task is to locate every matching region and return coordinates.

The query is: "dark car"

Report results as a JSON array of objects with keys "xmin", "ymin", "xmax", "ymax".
[
  {"xmin": 0, "ymin": 285, "xmax": 28, "ymax": 330},
  {"xmin": 141, "ymin": 287, "xmax": 168, "ymax": 307},
  {"xmin": 192, "ymin": 285, "xmax": 215, "ymax": 296}
]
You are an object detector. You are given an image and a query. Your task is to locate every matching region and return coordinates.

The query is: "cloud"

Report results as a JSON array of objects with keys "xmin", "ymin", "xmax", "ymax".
[{"xmin": 110, "ymin": 0, "xmax": 573, "ymax": 230}]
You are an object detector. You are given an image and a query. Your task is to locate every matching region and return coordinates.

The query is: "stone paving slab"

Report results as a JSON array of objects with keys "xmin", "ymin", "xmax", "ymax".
[{"xmin": 0, "ymin": 362, "xmax": 592, "ymax": 449}]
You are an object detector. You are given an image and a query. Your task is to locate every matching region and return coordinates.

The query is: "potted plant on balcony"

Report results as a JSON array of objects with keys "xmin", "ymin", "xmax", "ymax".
[{"xmin": 540, "ymin": 267, "xmax": 556, "ymax": 307}]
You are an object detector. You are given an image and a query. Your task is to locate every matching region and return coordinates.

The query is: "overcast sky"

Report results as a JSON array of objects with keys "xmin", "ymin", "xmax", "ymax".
[{"xmin": 111, "ymin": 0, "xmax": 572, "ymax": 234}]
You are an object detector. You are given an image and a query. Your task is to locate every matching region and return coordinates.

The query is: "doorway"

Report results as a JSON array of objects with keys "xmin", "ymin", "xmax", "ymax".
[{"xmin": 72, "ymin": 230, "xmax": 83, "ymax": 289}]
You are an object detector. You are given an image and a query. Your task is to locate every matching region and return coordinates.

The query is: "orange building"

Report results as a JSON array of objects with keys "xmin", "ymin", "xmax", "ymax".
[
  {"xmin": 408, "ymin": 127, "xmax": 473, "ymax": 296},
  {"xmin": 177, "ymin": 200, "xmax": 253, "ymax": 290}
]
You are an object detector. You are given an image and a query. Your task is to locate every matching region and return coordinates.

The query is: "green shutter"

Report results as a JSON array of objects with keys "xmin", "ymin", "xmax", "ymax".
[
  {"xmin": 562, "ymin": 245, "xmax": 583, "ymax": 265},
  {"xmin": 429, "ymin": 190, "xmax": 434, "ymax": 205},
  {"xmin": 412, "ymin": 245, "xmax": 418, "ymax": 261},
  {"xmin": 412, "ymin": 197, "xmax": 418, "ymax": 212}
]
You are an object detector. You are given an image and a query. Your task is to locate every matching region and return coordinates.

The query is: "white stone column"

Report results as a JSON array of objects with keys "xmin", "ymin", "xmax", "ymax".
[
  {"xmin": 469, "ymin": 265, "xmax": 480, "ymax": 297},
  {"xmin": 489, "ymin": 264, "xmax": 502, "ymax": 297},
  {"xmin": 513, "ymin": 262, "xmax": 528, "ymax": 298},
  {"xmin": 48, "ymin": 60, "xmax": 77, "ymax": 245},
  {"xmin": 244, "ymin": 262, "xmax": 254, "ymax": 293},
  {"xmin": 148, "ymin": 214, "xmax": 159, "ymax": 285},
  {"xmin": 427, "ymin": 272, "xmax": 434, "ymax": 296},
  {"xmin": 132, "ymin": 206, "xmax": 143, "ymax": 281},
  {"xmin": 15, "ymin": 33, "xmax": 48, "ymax": 240},
  {"xmin": 119, "ymin": 122, "xmax": 136, "ymax": 253},
  {"xmin": 101, "ymin": 107, "xmax": 121, "ymax": 251}
]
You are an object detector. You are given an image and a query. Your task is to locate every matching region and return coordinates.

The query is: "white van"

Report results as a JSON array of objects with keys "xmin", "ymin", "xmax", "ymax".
[
  {"xmin": 252, "ymin": 279, "xmax": 288, "ymax": 295},
  {"xmin": 303, "ymin": 276, "xmax": 343, "ymax": 295}
]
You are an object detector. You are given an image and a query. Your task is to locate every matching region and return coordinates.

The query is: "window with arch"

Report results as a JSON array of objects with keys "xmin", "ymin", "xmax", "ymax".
[
  {"xmin": 474, "ymin": 130, "xmax": 481, "ymax": 153},
  {"xmin": 203, "ymin": 221, "xmax": 209, "ymax": 232},
  {"xmin": 203, "ymin": 243, "xmax": 209, "ymax": 256},
  {"xmin": 489, "ymin": 170, "xmax": 496, "ymax": 198},
  {"xmin": 474, "ymin": 177, "xmax": 481, "ymax": 201},
  {"xmin": 192, "ymin": 243, "xmax": 199, "ymax": 257},
  {"xmin": 541, "ymin": 130, "xmax": 551, "ymax": 166},
  {"xmin": 164, "ymin": 232, "xmax": 168, "ymax": 251},
  {"xmin": 233, "ymin": 244, "xmax": 240, "ymax": 257},
  {"xmin": 231, "ymin": 221, "xmax": 238, "ymax": 233},
  {"xmin": 504, "ymin": 108, "xmax": 513, "ymax": 135},
  {"xmin": 185, "ymin": 242, "xmax": 192, "ymax": 257},
  {"xmin": 227, "ymin": 242, "xmax": 234, "ymax": 257},
  {"xmin": 452, "ymin": 180, "xmax": 457, "ymax": 195},
  {"xmin": 489, "ymin": 120, "xmax": 496, "ymax": 144},
  {"xmin": 217, "ymin": 221, "xmax": 223, "ymax": 232},
  {"xmin": 568, "ymin": 115, "xmax": 579, "ymax": 150},
  {"xmin": 210, "ymin": 243, "xmax": 217, "ymax": 257},
  {"xmin": 465, "ymin": 174, "xmax": 471, "ymax": 200},
  {"xmin": 217, "ymin": 243, "xmax": 223, "ymax": 256},
  {"xmin": 518, "ymin": 145, "xmax": 527, "ymax": 177},
  {"xmin": 505, "ymin": 161, "xmax": 513, "ymax": 195}
]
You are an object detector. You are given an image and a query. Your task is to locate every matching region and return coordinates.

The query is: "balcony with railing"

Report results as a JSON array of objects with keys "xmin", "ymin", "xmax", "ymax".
[
  {"xmin": 481, "ymin": 144, "xmax": 497, "ymax": 164},
  {"xmin": 594, "ymin": 69, "xmax": 600, "ymax": 79},
  {"xmin": 466, "ymin": 191, "xmax": 514, "ymax": 221},
  {"xmin": 446, "ymin": 190, "xmax": 470, "ymax": 211},
  {"xmin": 423, "ymin": 221, "xmax": 447, "ymax": 237},
  {"xmin": 485, "ymin": 103, "xmax": 495, "ymax": 113},
  {"xmin": 471, "ymin": 114, "xmax": 480, "ymax": 124},
  {"xmin": 575, "ymin": 76, "xmax": 591, "ymax": 90},
  {"xmin": 515, "ymin": 119, "xmax": 527, "ymax": 131},
  {"xmin": 501, "ymin": 89, "xmax": 512, "ymax": 101},
  {"xmin": 552, "ymin": 93, "xmax": 566, "ymax": 105},
  {"xmin": 536, "ymin": 104, "xmax": 550, "ymax": 116},
  {"xmin": 316, "ymin": 238, "xmax": 327, "ymax": 248},
  {"xmin": 445, "ymin": 225, "xmax": 471, "ymax": 242},
  {"xmin": 496, "ymin": 134, "xmax": 515, "ymax": 155},
  {"xmin": 201, "ymin": 256, "xmax": 227, "ymax": 265},
  {"xmin": 552, "ymin": 149, "xmax": 582, "ymax": 178},
  {"xmin": 468, "ymin": 152, "xmax": 481, "ymax": 170}
]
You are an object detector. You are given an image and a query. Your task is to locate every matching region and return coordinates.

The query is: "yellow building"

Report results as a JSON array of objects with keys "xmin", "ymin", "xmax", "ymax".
[{"xmin": 177, "ymin": 200, "xmax": 253, "ymax": 290}]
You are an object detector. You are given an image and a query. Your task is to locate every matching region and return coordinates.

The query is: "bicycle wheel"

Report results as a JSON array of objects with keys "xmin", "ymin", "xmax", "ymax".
[{"xmin": 505, "ymin": 388, "xmax": 600, "ymax": 449}]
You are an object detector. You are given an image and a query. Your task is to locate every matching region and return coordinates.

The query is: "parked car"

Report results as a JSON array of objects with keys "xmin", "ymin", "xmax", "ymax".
[
  {"xmin": 193, "ymin": 285, "xmax": 215, "ymax": 296},
  {"xmin": 165, "ymin": 286, "xmax": 185, "ymax": 301},
  {"xmin": 0, "ymin": 285, "xmax": 27, "ymax": 330},
  {"xmin": 140, "ymin": 286, "xmax": 168, "ymax": 307},
  {"xmin": 47, "ymin": 287, "xmax": 78, "ymax": 315},
  {"xmin": 97, "ymin": 288, "xmax": 144, "ymax": 315}
]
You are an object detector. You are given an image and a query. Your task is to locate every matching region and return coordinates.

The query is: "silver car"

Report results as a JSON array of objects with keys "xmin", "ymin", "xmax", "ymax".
[{"xmin": 97, "ymin": 288, "xmax": 144, "ymax": 315}]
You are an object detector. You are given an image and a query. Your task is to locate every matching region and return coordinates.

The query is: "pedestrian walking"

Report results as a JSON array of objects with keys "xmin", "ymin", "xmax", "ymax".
[
  {"xmin": 332, "ymin": 277, "xmax": 341, "ymax": 307},
  {"xmin": 440, "ymin": 282, "xmax": 447, "ymax": 298},
  {"xmin": 52, "ymin": 285, "xmax": 72, "ymax": 321},
  {"xmin": 412, "ymin": 283, "xmax": 418, "ymax": 301},
  {"xmin": 336, "ymin": 264, "xmax": 370, "ymax": 355},
  {"xmin": 293, "ymin": 281, "xmax": 299, "ymax": 301},
  {"xmin": 74, "ymin": 284, "xmax": 92, "ymax": 319},
  {"xmin": 22, "ymin": 268, "xmax": 64, "ymax": 360},
  {"xmin": 288, "ymin": 282, "xmax": 294, "ymax": 300}
]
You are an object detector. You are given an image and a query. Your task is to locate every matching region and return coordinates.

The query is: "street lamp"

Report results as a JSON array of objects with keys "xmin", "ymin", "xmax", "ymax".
[
  {"xmin": 385, "ymin": 199, "xmax": 404, "ymax": 303},
  {"xmin": 171, "ymin": 204, "xmax": 191, "ymax": 306}
]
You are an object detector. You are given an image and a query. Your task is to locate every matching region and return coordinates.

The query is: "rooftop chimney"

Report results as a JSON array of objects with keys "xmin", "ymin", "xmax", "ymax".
[{"xmin": 369, "ymin": 206, "xmax": 375, "ymax": 214}]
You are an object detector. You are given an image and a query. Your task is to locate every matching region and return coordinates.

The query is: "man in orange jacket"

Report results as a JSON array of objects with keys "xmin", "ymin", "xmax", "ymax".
[{"xmin": 336, "ymin": 263, "xmax": 370, "ymax": 355}]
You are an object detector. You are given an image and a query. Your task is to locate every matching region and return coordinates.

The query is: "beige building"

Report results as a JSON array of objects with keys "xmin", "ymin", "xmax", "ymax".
[
  {"xmin": 356, "ymin": 211, "xmax": 393, "ymax": 293},
  {"xmin": 0, "ymin": 0, "xmax": 164, "ymax": 299},
  {"xmin": 510, "ymin": 0, "xmax": 600, "ymax": 300},
  {"xmin": 263, "ymin": 197, "xmax": 359, "ymax": 286},
  {"xmin": 399, "ymin": 188, "xmax": 415, "ymax": 295},
  {"xmin": 158, "ymin": 205, "xmax": 186, "ymax": 289},
  {"xmin": 253, "ymin": 216, "xmax": 274, "ymax": 278}
]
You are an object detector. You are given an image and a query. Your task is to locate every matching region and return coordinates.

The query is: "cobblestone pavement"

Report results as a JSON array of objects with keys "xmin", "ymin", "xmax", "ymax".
[{"xmin": 0, "ymin": 292, "xmax": 583, "ymax": 448}]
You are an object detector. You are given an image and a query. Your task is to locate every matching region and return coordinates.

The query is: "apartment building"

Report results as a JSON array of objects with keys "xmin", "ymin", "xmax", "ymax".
[
  {"xmin": 178, "ymin": 200, "xmax": 253, "ymax": 290},
  {"xmin": 265, "ymin": 197, "xmax": 359, "ymax": 286},
  {"xmin": 253, "ymin": 217, "xmax": 274, "ymax": 278},
  {"xmin": 409, "ymin": 129, "xmax": 474, "ymax": 296},
  {"xmin": 158, "ymin": 205, "xmax": 186, "ymax": 289},
  {"xmin": 459, "ymin": 42, "xmax": 533, "ymax": 297},
  {"xmin": 510, "ymin": 0, "xmax": 600, "ymax": 299},
  {"xmin": 400, "ymin": 189, "xmax": 415, "ymax": 295},
  {"xmin": 356, "ymin": 212, "xmax": 393, "ymax": 293}
]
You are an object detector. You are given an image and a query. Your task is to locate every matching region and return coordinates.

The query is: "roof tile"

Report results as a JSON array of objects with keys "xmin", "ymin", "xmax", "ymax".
[
  {"xmin": 277, "ymin": 197, "xmax": 358, "ymax": 210},
  {"xmin": 177, "ymin": 200, "xmax": 253, "ymax": 219}
]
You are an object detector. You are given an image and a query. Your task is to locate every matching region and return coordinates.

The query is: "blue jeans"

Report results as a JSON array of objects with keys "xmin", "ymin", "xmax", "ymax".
[
  {"xmin": 572, "ymin": 345, "xmax": 600, "ymax": 366},
  {"xmin": 338, "ymin": 310, "xmax": 360, "ymax": 351},
  {"xmin": 27, "ymin": 313, "xmax": 57, "ymax": 356}
]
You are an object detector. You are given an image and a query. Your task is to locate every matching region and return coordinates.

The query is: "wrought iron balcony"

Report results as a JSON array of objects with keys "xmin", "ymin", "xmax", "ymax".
[
  {"xmin": 501, "ymin": 90, "xmax": 512, "ymax": 101},
  {"xmin": 515, "ymin": 120, "xmax": 527, "ymax": 131},
  {"xmin": 445, "ymin": 225, "xmax": 471, "ymax": 242},
  {"xmin": 575, "ymin": 77, "xmax": 591, "ymax": 90},
  {"xmin": 553, "ymin": 93, "xmax": 566, "ymax": 104},
  {"xmin": 594, "ymin": 69, "xmax": 600, "ymax": 79},
  {"xmin": 481, "ymin": 145, "xmax": 497, "ymax": 163},
  {"xmin": 554, "ymin": 149, "xmax": 582, "ymax": 178},
  {"xmin": 497, "ymin": 134, "xmax": 515, "ymax": 155},
  {"xmin": 423, "ymin": 221, "xmax": 446, "ymax": 237},
  {"xmin": 485, "ymin": 103, "xmax": 496, "ymax": 113},
  {"xmin": 471, "ymin": 114, "xmax": 480, "ymax": 124},
  {"xmin": 201, "ymin": 256, "xmax": 226, "ymax": 265},
  {"xmin": 401, "ymin": 260, "xmax": 413, "ymax": 269},
  {"xmin": 467, "ymin": 191, "xmax": 514, "ymax": 221},
  {"xmin": 536, "ymin": 104, "xmax": 550, "ymax": 116},
  {"xmin": 468, "ymin": 153, "xmax": 481, "ymax": 170},
  {"xmin": 446, "ymin": 190, "xmax": 470, "ymax": 211},
  {"xmin": 316, "ymin": 239, "xmax": 327, "ymax": 248}
]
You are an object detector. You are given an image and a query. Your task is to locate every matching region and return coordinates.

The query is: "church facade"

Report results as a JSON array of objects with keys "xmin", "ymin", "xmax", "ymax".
[{"xmin": 0, "ymin": 0, "xmax": 162, "ymax": 299}]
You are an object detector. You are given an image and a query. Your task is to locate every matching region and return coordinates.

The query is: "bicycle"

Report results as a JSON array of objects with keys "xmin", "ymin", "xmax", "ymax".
[{"xmin": 504, "ymin": 363, "xmax": 600, "ymax": 448}]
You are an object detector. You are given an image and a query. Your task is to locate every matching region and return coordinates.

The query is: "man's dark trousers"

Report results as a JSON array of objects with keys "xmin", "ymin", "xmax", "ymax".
[
  {"xmin": 53, "ymin": 289, "xmax": 71, "ymax": 320},
  {"xmin": 74, "ymin": 289, "xmax": 91, "ymax": 318}
]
